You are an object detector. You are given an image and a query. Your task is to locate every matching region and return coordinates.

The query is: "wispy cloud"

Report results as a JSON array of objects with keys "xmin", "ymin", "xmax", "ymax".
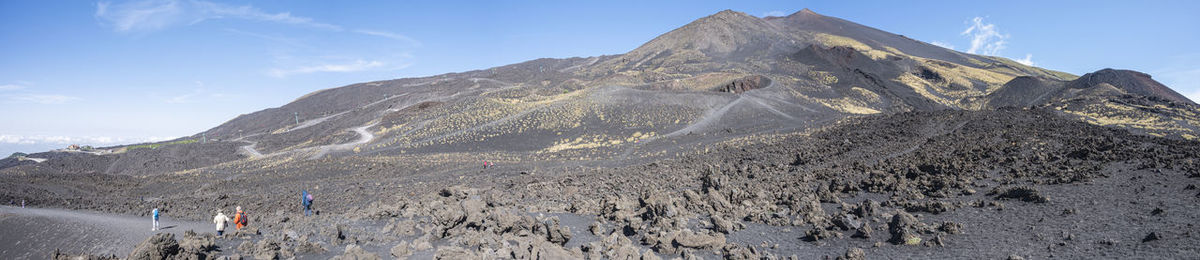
[
  {"xmin": 95, "ymin": 0, "xmax": 340, "ymax": 33},
  {"xmin": 930, "ymin": 41, "xmax": 955, "ymax": 50},
  {"xmin": 961, "ymin": 17, "xmax": 1008, "ymax": 56},
  {"xmin": 0, "ymin": 134, "xmax": 174, "ymax": 145},
  {"xmin": 0, "ymin": 84, "xmax": 25, "ymax": 91},
  {"xmin": 1, "ymin": 81, "xmax": 79, "ymax": 104},
  {"xmin": 1184, "ymin": 89, "xmax": 1200, "ymax": 104},
  {"xmin": 353, "ymin": 29, "xmax": 422, "ymax": 46},
  {"xmin": 1014, "ymin": 53, "xmax": 1034, "ymax": 66},
  {"xmin": 1152, "ymin": 53, "xmax": 1200, "ymax": 103},
  {"xmin": 223, "ymin": 28, "xmax": 306, "ymax": 47},
  {"xmin": 762, "ymin": 10, "xmax": 787, "ymax": 17},
  {"xmin": 267, "ymin": 59, "xmax": 391, "ymax": 78},
  {"xmin": 160, "ymin": 81, "xmax": 234, "ymax": 104},
  {"xmin": 7, "ymin": 94, "xmax": 81, "ymax": 104}
]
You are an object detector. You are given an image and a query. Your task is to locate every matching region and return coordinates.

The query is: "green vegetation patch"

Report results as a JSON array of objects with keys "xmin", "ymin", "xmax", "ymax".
[{"xmin": 125, "ymin": 139, "xmax": 199, "ymax": 151}]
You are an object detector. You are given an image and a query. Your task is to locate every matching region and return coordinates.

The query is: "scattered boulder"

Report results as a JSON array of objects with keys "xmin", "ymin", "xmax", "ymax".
[
  {"xmin": 990, "ymin": 186, "xmax": 1050, "ymax": 203},
  {"xmin": 542, "ymin": 216, "xmax": 572, "ymax": 246},
  {"xmin": 888, "ymin": 212, "xmax": 922, "ymax": 245},
  {"xmin": 938, "ymin": 221, "xmax": 962, "ymax": 234},
  {"xmin": 904, "ymin": 201, "xmax": 954, "ymax": 214},
  {"xmin": 332, "ymin": 244, "xmax": 381, "ymax": 260},
  {"xmin": 412, "ymin": 234, "xmax": 434, "ymax": 251},
  {"xmin": 294, "ymin": 239, "xmax": 326, "ymax": 255},
  {"xmin": 434, "ymin": 246, "xmax": 476, "ymax": 259},
  {"xmin": 803, "ymin": 226, "xmax": 836, "ymax": 242},
  {"xmin": 177, "ymin": 231, "xmax": 217, "ymax": 259},
  {"xmin": 673, "ymin": 229, "xmax": 726, "ymax": 249},
  {"xmin": 52, "ymin": 249, "xmax": 118, "ymax": 260},
  {"xmin": 127, "ymin": 233, "xmax": 180, "ymax": 260},
  {"xmin": 390, "ymin": 241, "xmax": 411, "ymax": 258},
  {"xmin": 237, "ymin": 241, "xmax": 255, "ymax": 255},
  {"xmin": 253, "ymin": 239, "xmax": 281, "ymax": 260},
  {"xmin": 711, "ymin": 215, "xmax": 738, "ymax": 234},
  {"xmin": 836, "ymin": 247, "xmax": 866, "ymax": 260},
  {"xmin": 853, "ymin": 223, "xmax": 873, "ymax": 239},
  {"xmin": 833, "ymin": 213, "xmax": 863, "ymax": 231},
  {"xmin": 1143, "ymin": 232, "xmax": 1161, "ymax": 242},
  {"xmin": 855, "ymin": 200, "xmax": 881, "ymax": 218},
  {"xmin": 391, "ymin": 219, "xmax": 417, "ymax": 235}
]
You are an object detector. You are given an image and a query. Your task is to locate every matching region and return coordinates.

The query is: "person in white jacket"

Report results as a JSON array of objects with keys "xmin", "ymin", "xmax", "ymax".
[{"xmin": 213, "ymin": 210, "xmax": 232, "ymax": 236}]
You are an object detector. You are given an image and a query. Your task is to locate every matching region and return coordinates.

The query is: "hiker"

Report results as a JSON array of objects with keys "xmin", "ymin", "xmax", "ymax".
[
  {"xmin": 233, "ymin": 206, "xmax": 247, "ymax": 230},
  {"xmin": 213, "ymin": 210, "xmax": 231, "ymax": 236},
  {"xmin": 302, "ymin": 190, "xmax": 314, "ymax": 216},
  {"xmin": 152, "ymin": 208, "xmax": 160, "ymax": 231}
]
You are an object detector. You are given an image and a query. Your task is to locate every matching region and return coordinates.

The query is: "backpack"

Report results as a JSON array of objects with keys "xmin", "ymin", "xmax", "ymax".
[{"xmin": 238, "ymin": 212, "xmax": 248, "ymax": 225}]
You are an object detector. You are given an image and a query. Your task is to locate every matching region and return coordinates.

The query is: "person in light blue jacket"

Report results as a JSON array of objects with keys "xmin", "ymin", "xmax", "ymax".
[{"xmin": 152, "ymin": 208, "xmax": 160, "ymax": 231}]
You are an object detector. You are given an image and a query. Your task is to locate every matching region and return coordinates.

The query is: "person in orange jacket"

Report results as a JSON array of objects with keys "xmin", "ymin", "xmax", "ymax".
[{"xmin": 232, "ymin": 206, "xmax": 248, "ymax": 229}]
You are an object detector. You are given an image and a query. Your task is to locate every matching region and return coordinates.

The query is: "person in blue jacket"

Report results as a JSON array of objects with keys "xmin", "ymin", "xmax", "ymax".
[
  {"xmin": 302, "ymin": 190, "xmax": 313, "ymax": 216},
  {"xmin": 152, "ymin": 208, "xmax": 160, "ymax": 231}
]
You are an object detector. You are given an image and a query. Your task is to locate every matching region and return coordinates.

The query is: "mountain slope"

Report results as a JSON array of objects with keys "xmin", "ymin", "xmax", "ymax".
[{"xmin": 5, "ymin": 8, "xmax": 1198, "ymax": 174}]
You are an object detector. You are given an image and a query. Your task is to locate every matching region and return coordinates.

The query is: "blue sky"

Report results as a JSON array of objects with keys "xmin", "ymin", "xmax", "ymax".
[{"xmin": 1, "ymin": 0, "xmax": 1198, "ymax": 156}]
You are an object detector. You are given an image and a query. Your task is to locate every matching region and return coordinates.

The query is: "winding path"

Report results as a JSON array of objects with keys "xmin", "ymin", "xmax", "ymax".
[{"xmin": 0, "ymin": 206, "xmax": 211, "ymax": 259}]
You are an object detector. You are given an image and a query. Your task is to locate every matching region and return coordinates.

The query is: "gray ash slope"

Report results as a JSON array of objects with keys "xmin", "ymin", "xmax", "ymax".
[
  {"xmin": 7, "ymin": 109, "xmax": 1200, "ymax": 259},
  {"xmin": 2, "ymin": 8, "xmax": 1200, "ymax": 259}
]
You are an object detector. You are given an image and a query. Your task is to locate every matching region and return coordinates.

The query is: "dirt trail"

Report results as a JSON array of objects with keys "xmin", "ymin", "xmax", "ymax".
[
  {"xmin": 0, "ymin": 206, "xmax": 211, "ymax": 259},
  {"xmin": 308, "ymin": 122, "xmax": 378, "ymax": 159}
]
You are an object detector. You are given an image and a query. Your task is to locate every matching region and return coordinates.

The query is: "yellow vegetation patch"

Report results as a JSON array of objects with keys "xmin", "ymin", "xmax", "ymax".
[
  {"xmin": 811, "ymin": 33, "xmax": 891, "ymax": 60},
  {"xmin": 1055, "ymin": 101, "xmax": 1199, "ymax": 138},
  {"xmin": 895, "ymin": 73, "xmax": 955, "ymax": 106},
  {"xmin": 808, "ymin": 70, "xmax": 838, "ymax": 85},
  {"xmin": 800, "ymin": 87, "xmax": 882, "ymax": 115},
  {"xmin": 544, "ymin": 135, "xmax": 610, "ymax": 153}
]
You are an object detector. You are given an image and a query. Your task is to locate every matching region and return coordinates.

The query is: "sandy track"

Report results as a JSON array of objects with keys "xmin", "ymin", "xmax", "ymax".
[{"xmin": 0, "ymin": 206, "xmax": 211, "ymax": 259}]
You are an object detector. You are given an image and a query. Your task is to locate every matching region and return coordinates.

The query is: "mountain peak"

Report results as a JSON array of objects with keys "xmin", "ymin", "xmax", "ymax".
[
  {"xmin": 792, "ymin": 8, "xmax": 820, "ymax": 17},
  {"xmin": 627, "ymin": 9, "xmax": 787, "ymax": 57},
  {"xmin": 1068, "ymin": 68, "xmax": 1194, "ymax": 104},
  {"xmin": 705, "ymin": 9, "xmax": 757, "ymax": 21}
]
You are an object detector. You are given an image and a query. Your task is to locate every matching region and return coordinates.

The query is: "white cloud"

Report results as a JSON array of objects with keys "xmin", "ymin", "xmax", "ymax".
[
  {"xmin": 930, "ymin": 41, "xmax": 955, "ymax": 50},
  {"xmin": 95, "ymin": 0, "xmax": 340, "ymax": 33},
  {"xmin": 1184, "ymin": 89, "xmax": 1200, "ymax": 104},
  {"xmin": 961, "ymin": 17, "xmax": 1008, "ymax": 55},
  {"xmin": 268, "ymin": 59, "xmax": 389, "ymax": 78},
  {"xmin": 1015, "ymin": 53, "xmax": 1034, "ymax": 66},
  {"xmin": 1152, "ymin": 62, "xmax": 1200, "ymax": 103},
  {"xmin": 762, "ymin": 10, "xmax": 787, "ymax": 17},
  {"xmin": 0, "ymin": 134, "xmax": 175, "ymax": 146},
  {"xmin": 7, "ymin": 94, "xmax": 81, "ymax": 104},
  {"xmin": 0, "ymin": 84, "xmax": 25, "ymax": 91},
  {"xmin": 353, "ymin": 29, "xmax": 422, "ymax": 46}
]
